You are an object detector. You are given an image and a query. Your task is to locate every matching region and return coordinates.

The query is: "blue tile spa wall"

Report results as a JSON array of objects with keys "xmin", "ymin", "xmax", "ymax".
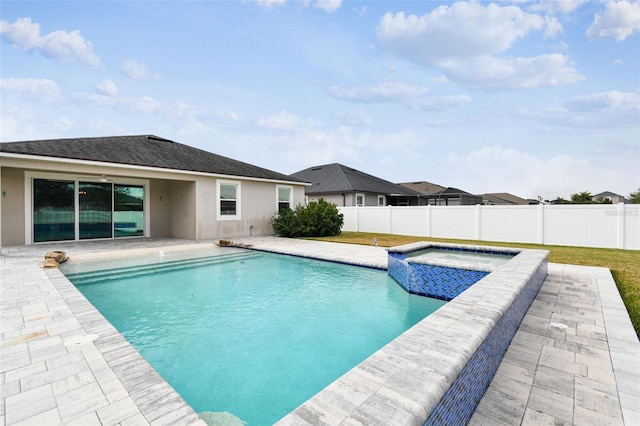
[
  {"xmin": 424, "ymin": 262, "xmax": 548, "ymax": 425},
  {"xmin": 388, "ymin": 255, "xmax": 488, "ymax": 301}
]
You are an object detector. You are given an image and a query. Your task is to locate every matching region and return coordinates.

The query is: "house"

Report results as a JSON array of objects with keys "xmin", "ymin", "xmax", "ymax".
[
  {"xmin": 592, "ymin": 191, "xmax": 628, "ymax": 204},
  {"xmin": 398, "ymin": 181, "xmax": 482, "ymax": 205},
  {"xmin": 481, "ymin": 192, "xmax": 531, "ymax": 205},
  {"xmin": 290, "ymin": 163, "xmax": 423, "ymax": 207},
  {"xmin": 0, "ymin": 135, "xmax": 306, "ymax": 246}
]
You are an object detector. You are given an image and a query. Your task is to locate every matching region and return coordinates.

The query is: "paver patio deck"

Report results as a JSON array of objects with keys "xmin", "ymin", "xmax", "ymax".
[{"xmin": 1, "ymin": 237, "xmax": 638, "ymax": 425}]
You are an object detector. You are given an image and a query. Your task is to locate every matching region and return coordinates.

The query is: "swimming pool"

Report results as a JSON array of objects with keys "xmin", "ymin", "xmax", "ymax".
[{"xmin": 64, "ymin": 250, "xmax": 445, "ymax": 425}]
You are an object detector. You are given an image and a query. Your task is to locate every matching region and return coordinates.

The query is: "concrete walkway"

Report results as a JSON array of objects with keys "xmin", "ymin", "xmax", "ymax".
[{"xmin": 1, "ymin": 237, "xmax": 638, "ymax": 425}]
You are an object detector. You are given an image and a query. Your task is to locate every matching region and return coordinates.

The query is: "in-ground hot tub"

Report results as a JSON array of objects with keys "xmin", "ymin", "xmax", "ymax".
[
  {"xmin": 387, "ymin": 242, "xmax": 520, "ymax": 301},
  {"xmin": 277, "ymin": 242, "xmax": 548, "ymax": 426}
]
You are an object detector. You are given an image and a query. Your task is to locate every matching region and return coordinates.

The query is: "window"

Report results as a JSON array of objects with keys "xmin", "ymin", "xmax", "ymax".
[
  {"xmin": 277, "ymin": 186, "xmax": 292, "ymax": 212},
  {"xmin": 218, "ymin": 181, "xmax": 241, "ymax": 219},
  {"xmin": 378, "ymin": 195, "xmax": 386, "ymax": 206},
  {"xmin": 356, "ymin": 193, "xmax": 364, "ymax": 207}
]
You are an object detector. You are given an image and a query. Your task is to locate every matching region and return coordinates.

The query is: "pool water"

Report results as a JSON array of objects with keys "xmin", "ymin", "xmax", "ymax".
[
  {"xmin": 407, "ymin": 248, "xmax": 513, "ymax": 267},
  {"xmin": 65, "ymin": 251, "xmax": 445, "ymax": 425}
]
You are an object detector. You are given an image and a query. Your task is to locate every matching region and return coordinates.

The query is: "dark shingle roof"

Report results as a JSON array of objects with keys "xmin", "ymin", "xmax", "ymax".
[
  {"xmin": 482, "ymin": 192, "xmax": 529, "ymax": 205},
  {"xmin": 0, "ymin": 135, "xmax": 302, "ymax": 182},
  {"xmin": 398, "ymin": 181, "xmax": 446, "ymax": 195},
  {"xmin": 290, "ymin": 163, "xmax": 421, "ymax": 196}
]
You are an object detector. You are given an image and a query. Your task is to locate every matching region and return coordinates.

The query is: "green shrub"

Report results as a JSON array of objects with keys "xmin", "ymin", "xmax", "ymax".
[{"xmin": 270, "ymin": 198, "xmax": 343, "ymax": 237}]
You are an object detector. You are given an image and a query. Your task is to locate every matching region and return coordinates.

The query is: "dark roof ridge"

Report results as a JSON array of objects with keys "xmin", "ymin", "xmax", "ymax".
[{"xmin": 1, "ymin": 135, "xmax": 303, "ymax": 183}]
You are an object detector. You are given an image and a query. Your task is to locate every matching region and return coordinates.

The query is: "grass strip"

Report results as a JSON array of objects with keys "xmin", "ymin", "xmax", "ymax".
[{"xmin": 307, "ymin": 231, "xmax": 640, "ymax": 338}]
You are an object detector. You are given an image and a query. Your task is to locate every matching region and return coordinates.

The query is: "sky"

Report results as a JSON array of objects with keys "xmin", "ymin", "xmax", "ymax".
[{"xmin": 1, "ymin": 0, "xmax": 639, "ymax": 201}]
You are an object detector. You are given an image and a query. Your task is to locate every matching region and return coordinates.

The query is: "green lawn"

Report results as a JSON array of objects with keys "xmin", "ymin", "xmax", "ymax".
[{"xmin": 307, "ymin": 232, "xmax": 640, "ymax": 338}]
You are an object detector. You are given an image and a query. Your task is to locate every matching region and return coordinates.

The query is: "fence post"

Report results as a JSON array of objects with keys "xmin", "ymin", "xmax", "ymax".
[
  {"xmin": 617, "ymin": 202, "xmax": 625, "ymax": 249},
  {"xmin": 475, "ymin": 204, "xmax": 481, "ymax": 241},
  {"xmin": 355, "ymin": 206, "xmax": 359, "ymax": 233},
  {"xmin": 426, "ymin": 205, "xmax": 431, "ymax": 238},
  {"xmin": 388, "ymin": 205, "xmax": 392, "ymax": 234},
  {"xmin": 537, "ymin": 204, "xmax": 545, "ymax": 245}
]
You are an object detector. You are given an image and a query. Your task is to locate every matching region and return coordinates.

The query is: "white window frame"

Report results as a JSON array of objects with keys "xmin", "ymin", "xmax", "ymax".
[
  {"xmin": 356, "ymin": 193, "xmax": 365, "ymax": 207},
  {"xmin": 276, "ymin": 185, "xmax": 293, "ymax": 212},
  {"xmin": 217, "ymin": 180, "xmax": 241, "ymax": 220},
  {"xmin": 378, "ymin": 195, "xmax": 386, "ymax": 206}
]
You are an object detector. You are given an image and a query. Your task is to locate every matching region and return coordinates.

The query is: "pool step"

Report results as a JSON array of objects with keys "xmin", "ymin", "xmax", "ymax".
[{"xmin": 66, "ymin": 251, "xmax": 261, "ymax": 285}]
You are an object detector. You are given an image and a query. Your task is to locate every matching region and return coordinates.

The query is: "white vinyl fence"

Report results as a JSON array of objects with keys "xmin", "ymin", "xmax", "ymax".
[{"xmin": 339, "ymin": 203, "xmax": 640, "ymax": 250}]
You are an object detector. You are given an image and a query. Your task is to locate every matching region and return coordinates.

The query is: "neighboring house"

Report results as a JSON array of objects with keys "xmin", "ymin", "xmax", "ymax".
[
  {"xmin": 399, "ymin": 181, "xmax": 482, "ymax": 206},
  {"xmin": 593, "ymin": 191, "xmax": 628, "ymax": 204},
  {"xmin": 0, "ymin": 135, "xmax": 306, "ymax": 246},
  {"xmin": 481, "ymin": 192, "xmax": 531, "ymax": 205},
  {"xmin": 290, "ymin": 163, "xmax": 423, "ymax": 207}
]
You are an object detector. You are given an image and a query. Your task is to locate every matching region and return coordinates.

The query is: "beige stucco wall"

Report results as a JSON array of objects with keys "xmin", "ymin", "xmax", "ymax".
[
  {"xmin": 0, "ymin": 156, "xmax": 305, "ymax": 245},
  {"xmin": 198, "ymin": 179, "xmax": 306, "ymax": 239},
  {"xmin": 170, "ymin": 180, "xmax": 196, "ymax": 240},
  {"xmin": 0, "ymin": 167, "xmax": 26, "ymax": 246}
]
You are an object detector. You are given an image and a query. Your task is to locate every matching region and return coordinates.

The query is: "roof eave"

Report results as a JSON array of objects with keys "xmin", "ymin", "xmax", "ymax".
[{"xmin": 0, "ymin": 152, "xmax": 307, "ymax": 186}]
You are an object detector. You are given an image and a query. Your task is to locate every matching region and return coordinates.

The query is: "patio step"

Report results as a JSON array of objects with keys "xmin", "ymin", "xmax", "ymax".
[{"xmin": 65, "ymin": 251, "xmax": 261, "ymax": 285}]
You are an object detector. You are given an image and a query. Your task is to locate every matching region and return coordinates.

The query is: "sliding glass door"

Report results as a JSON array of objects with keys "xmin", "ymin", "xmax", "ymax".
[
  {"xmin": 79, "ymin": 182, "xmax": 113, "ymax": 239},
  {"xmin": 33, "ymin": 179, "xmax": 75, "ymax": 242},
  {"xmin": 114, "ymin": 185, "xmax": 144, "ymax": 237},
  {"xmin": 32, "ymin": 178, "xmax": 145, "ymax": 243}
]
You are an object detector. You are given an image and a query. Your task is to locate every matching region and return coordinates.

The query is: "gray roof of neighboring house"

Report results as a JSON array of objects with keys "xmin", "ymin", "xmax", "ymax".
[
  {"xmin": 398, "ymin": 181, "xmax": 446, "ymax": 195},
  {"xmin": 0, "ymin": 135, "xmax": 303, "ymax": 182},
  {"xmin": 290, "ymin": 163, "xmax": 422, "ymax": 196},
  {"xmin": 593, "ymin": 191, "xmax": 625, "ymax": 198},
  {"xmin": 482, "ymin": 192, "xmax": 529, "ymax": 205}
]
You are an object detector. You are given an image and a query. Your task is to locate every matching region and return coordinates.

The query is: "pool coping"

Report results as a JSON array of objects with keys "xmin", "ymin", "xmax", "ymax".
[
  {"xmin": 2, "ymin": 237, "xmax": 638, "ymax": 425},
  {"xmin": 274, "ymin": 241, "xmax": 549, "ymax": 425}
]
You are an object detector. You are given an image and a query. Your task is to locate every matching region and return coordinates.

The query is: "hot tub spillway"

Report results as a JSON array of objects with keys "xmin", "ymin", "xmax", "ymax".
[{"xmin": 386, "ymin": 243, "xmax": 518, "ymax": 301}]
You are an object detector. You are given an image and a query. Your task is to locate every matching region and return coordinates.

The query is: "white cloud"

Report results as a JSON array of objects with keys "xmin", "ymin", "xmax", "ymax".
[
  {"xmin": 442, "ymin": 54, "xmax": 584, "ymax": 90},
  {"xmin": 254, "ymin": 0, "xmax": 287, "ymax": 7},
  {"xmin": 257, "ymin": 110, "xmax": 318, "ymax": 131},
  {"xmin": 0, "ymin": 77, "xmax": 61, "ymax": 103},
  {"xmin": 96, "ymin": 79, "xmax": 117, "ymax": 96},
  {"xmin": 73, "ymin": 93, "xmax": 162, "ymax": 113},
  {"xmin": 377, "ymin": 4, "xmax": 557, "ymax": 61},
  {"xmin": 613, "ymin": 58, "xmax": 624, "ymax": 65},
  {"xmin": 336, "ymin": 109, "xmax": 372, "ymax": 126},
  {"xmin": 171, "ymin": 101, "xmax": 239, "ymax": 132},
  {"xmin": 587, "ymin": 0, "xmax": 640, "ymax": 41},
  {"xmin": 312, "ymin": 0, "xmax": 342, "ymax": 14},
  {"xmin": 121, "ymin": 58, "xmax": 158, "ymax": 79},
  {"xmin": 0, "ymin": 17, "xmax": 100, "ymax": 67},
  {"xmin": 375, "ymin": 3, "xmax": 578, "ymax": 91},
  {"xmin": 564, "ymin": 90, "xmax": 640, "ymax": 112},
  {"xmin": 445, "ymin": 145, "xmax": 625, "ymax": 199},
  {"xmin": 328, "ymin": 82, "xmax": 429, "ymax": 103},
  {"xmin": 407, "ymin": 94, "xmax": 472, "ymax": 111},
  {"xmin": 528, "ymin": 0, "xmax": 588, "ymax": 14}
]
